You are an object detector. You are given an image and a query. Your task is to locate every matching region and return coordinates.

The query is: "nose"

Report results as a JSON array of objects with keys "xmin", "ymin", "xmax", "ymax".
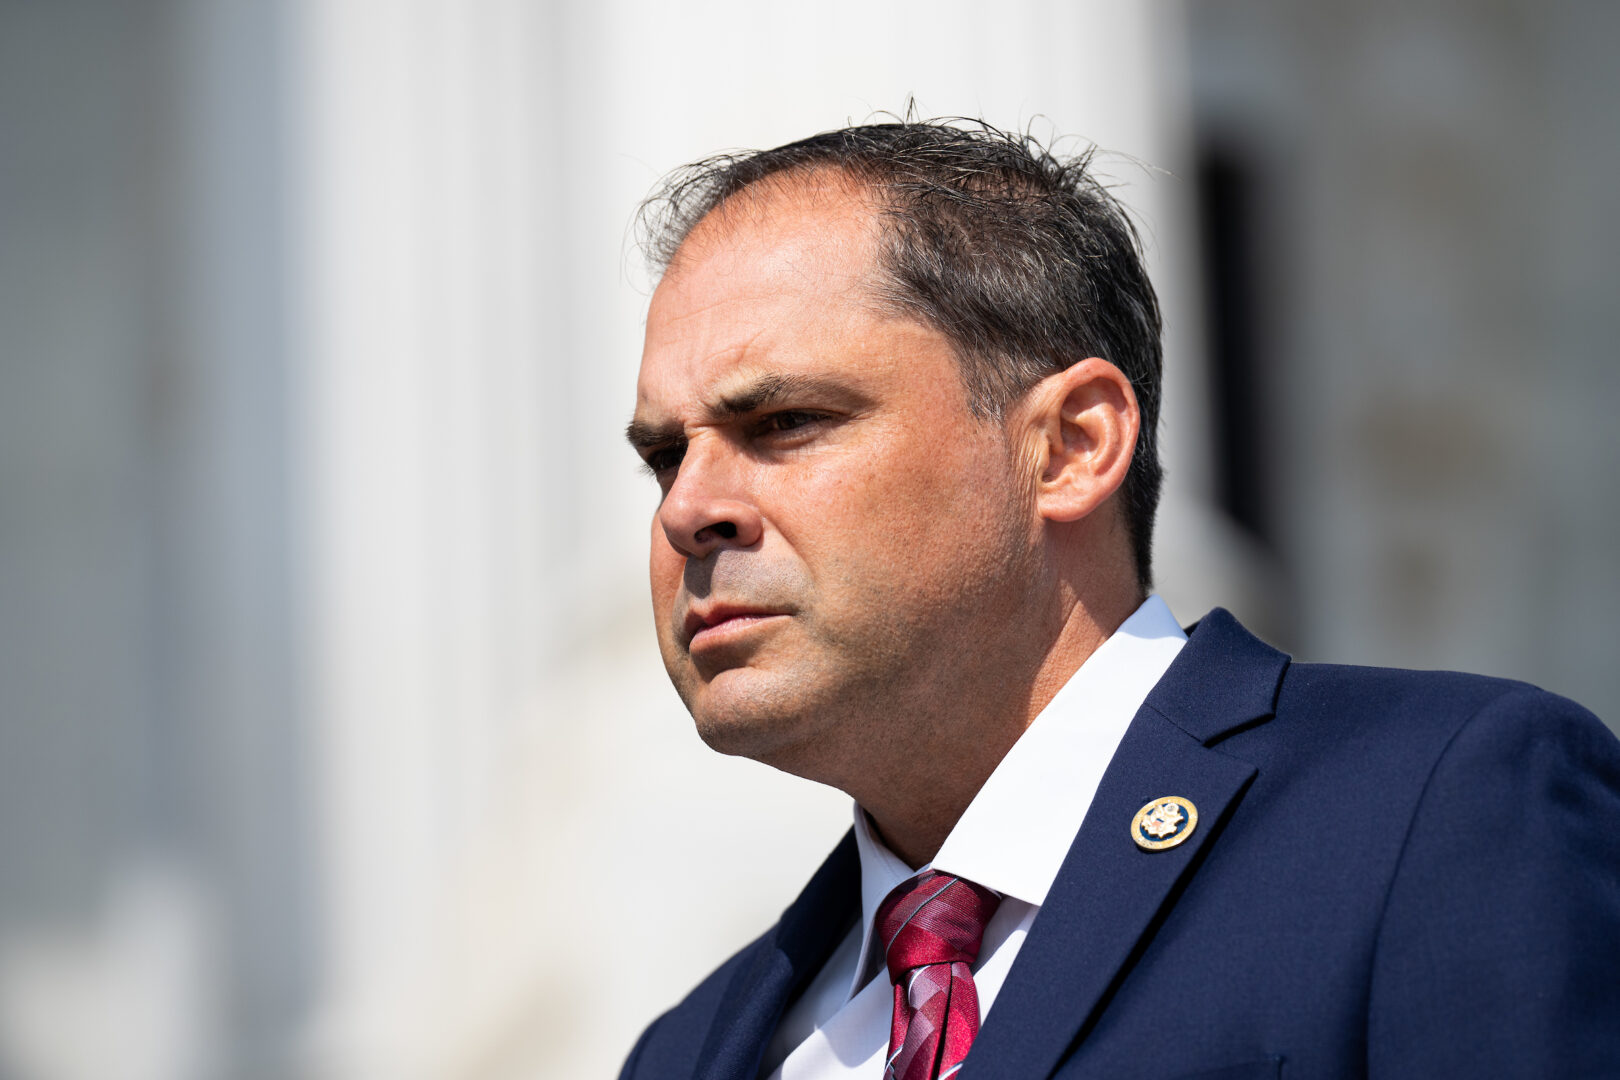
[{"xmin": 657, "ymin": 444, "xmax": 764, "ymax": 559}]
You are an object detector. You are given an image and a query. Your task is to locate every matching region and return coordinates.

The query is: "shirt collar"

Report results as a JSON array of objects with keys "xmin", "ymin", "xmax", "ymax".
[{"xmin": 846, "ymin": 595, "xmax": 1187, "ymax": 993}]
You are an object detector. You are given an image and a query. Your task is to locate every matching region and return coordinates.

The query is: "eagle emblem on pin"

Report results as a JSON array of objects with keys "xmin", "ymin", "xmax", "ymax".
[{"xmin": 1131, "ymin": 796, "xmax": 1198, "ymax": 851}]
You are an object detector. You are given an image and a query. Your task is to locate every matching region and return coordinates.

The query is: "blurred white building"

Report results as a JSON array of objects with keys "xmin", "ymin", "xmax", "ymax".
[{"xmin": 0, "ymin": 1, "xmax": 1614, "ymax": 1077}]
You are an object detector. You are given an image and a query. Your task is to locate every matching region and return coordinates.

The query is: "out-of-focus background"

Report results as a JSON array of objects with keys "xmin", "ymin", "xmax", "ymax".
[{"xmin": 2, "ymin": 1, "xmax": 1616, "ymax": 1076}]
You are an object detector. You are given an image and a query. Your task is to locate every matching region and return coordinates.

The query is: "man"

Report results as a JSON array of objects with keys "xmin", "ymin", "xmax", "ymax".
[{"xmin": 619, "ymin": 120, "xmax": 1620, "ymax": 1080}]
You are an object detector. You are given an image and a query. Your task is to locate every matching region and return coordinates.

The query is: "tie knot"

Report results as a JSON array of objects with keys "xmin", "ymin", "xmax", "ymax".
[{"xmin": 875, "ymin": 870, "xmax": 1001, "ymax": 982}]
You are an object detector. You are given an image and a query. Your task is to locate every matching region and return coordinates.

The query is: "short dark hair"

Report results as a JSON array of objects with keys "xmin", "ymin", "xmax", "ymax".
[{"xmin": 638, "ymin": 119, "xmax": 1165, "ymax": 588}]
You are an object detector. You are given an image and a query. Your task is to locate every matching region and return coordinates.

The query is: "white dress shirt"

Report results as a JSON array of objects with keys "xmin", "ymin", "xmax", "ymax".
[{"xmin": 760, "ymin": 595, "xmax": 1187, "ymax": 1080}]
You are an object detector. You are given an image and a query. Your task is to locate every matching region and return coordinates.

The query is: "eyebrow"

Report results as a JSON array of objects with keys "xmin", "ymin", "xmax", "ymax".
[
  {"xmin": 625, "ymin": 372, "xmax": 861, "ymax": 451},
  {"xmin": 625, "ymin": 416, "xmax": 680, "ymax": 452}
]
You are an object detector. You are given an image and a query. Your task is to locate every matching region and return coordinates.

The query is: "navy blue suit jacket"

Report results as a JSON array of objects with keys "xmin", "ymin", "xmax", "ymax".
[{"xmin": 621, "ymin": 610, "xmax": 1620, "ymax": 1079}]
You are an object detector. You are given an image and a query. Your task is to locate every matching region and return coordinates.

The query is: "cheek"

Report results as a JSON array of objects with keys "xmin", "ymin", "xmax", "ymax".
[
  {"xmin": 793, "ymin": 439, "xmax": 1027, "ymax": 594},
  {"xmin": 648, "ymin": 523, "xmax": 682, "ymax": 615}
]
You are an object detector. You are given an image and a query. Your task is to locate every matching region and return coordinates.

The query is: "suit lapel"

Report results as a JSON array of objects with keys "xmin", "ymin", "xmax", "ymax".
[
  {"xmin": 693, "ymin": 829, "xmax": 860, "ymax": 1080},
  {"xmin": 969, "ymin": 609, "xmax": 1289, "ymax": 1080}
]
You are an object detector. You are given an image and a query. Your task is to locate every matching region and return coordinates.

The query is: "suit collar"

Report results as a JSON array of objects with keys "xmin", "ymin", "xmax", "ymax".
[
  {"xmin": 693, "ymin": 830, "xmax": 860, "ymax": 1080},
  {"xmin": 1146, "ymin": 607, "xmax": 1290, "ymax": 745},
  {"xmin": 968, "ymin": 607, "xmax": 1291, "ymax": 1080}
]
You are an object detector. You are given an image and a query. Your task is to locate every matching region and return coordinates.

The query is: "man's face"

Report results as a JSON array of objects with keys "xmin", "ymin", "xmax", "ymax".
[{"xmin": 631, "ymin": 180, "xmax": 1044, "ymax": 780}]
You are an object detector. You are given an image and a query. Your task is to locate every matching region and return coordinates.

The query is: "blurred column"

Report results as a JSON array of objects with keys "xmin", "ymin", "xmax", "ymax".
[
  {"xmin": 291, "ymin": 1, "xmax": 564, "ymax": 1075},
  {"xmin": 0, "ymin": 0, "xmax": 303, "ymax": 1077}
]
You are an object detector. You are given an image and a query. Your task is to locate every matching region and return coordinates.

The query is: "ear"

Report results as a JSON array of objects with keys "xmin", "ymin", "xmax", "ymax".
[{"xmin": 1020, "ymin": 357, "xmax": 1140, "ymax": 524}]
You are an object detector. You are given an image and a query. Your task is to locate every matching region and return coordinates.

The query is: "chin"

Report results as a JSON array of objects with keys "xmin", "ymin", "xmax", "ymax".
[
  {"xmin": 690, "ymin": 709, "xmax": 808, "ymax": 771},
  {"xmin": 685, "ymin": 669, "xmax": 824, "ymax": 766}
]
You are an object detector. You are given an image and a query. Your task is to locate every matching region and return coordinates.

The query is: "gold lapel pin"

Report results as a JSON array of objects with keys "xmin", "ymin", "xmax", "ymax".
[{"xmin": 1131, "ymin": 796, "xmax": 1198, "ymax": 851}]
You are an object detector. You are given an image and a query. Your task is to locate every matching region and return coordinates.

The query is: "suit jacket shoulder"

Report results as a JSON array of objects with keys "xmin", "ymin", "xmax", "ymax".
[{"xmin": 978, "ymin": 618, "xmax": 1620, "ymax": 1079}]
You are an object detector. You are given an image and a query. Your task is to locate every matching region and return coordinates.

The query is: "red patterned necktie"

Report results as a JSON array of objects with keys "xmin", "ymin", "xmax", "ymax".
[{"xmin": 875, "ymin": 870, "xmax": 1002, "ymax": 1080}]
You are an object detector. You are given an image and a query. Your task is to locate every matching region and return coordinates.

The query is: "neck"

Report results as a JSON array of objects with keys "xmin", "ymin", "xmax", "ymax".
[{"xmin": 851, "ymin": 586, "xmax": 1144, "ymax": 868}]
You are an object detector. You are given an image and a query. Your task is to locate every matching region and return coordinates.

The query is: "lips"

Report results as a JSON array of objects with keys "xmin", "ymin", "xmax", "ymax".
[{"xmin": 682, "ymin": 603, "xmax": 788, "ymax": 648}]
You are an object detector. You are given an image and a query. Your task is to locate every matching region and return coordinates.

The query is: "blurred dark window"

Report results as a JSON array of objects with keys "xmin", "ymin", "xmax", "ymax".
[{"xmin": 1197, "ymin": 139, "xmax": 1272, "ymax": 548}]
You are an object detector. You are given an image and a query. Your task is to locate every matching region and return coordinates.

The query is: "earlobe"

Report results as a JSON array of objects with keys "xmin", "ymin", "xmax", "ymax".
[{"xmin": 1032, "ymin": 358, "xmax": 1139, "ymax": 524}]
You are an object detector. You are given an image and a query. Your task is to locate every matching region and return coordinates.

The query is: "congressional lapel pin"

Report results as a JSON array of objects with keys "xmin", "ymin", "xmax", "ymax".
[{"xmin": 1131, "ymin": 796, "xmax": 1198, "ymax": 851}]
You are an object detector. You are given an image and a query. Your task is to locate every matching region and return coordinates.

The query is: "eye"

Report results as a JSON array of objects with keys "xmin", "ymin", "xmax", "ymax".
[
  {"xmin": 641, "ymin": 444, "xmax": 685, "ymax": 477},
  {"xmin": 758, "ymin": 410, "xmax": 826, "ymax": 434}
]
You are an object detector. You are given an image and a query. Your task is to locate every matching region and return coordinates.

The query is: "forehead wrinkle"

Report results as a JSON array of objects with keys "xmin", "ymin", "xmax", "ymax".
[
  {"xmin": 626, "ymin": 352, "xmax": 771, "ymax": 449},
  {"xmin": 633, "ymin": 321, "xmax": 765, "ymax": 418}
]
